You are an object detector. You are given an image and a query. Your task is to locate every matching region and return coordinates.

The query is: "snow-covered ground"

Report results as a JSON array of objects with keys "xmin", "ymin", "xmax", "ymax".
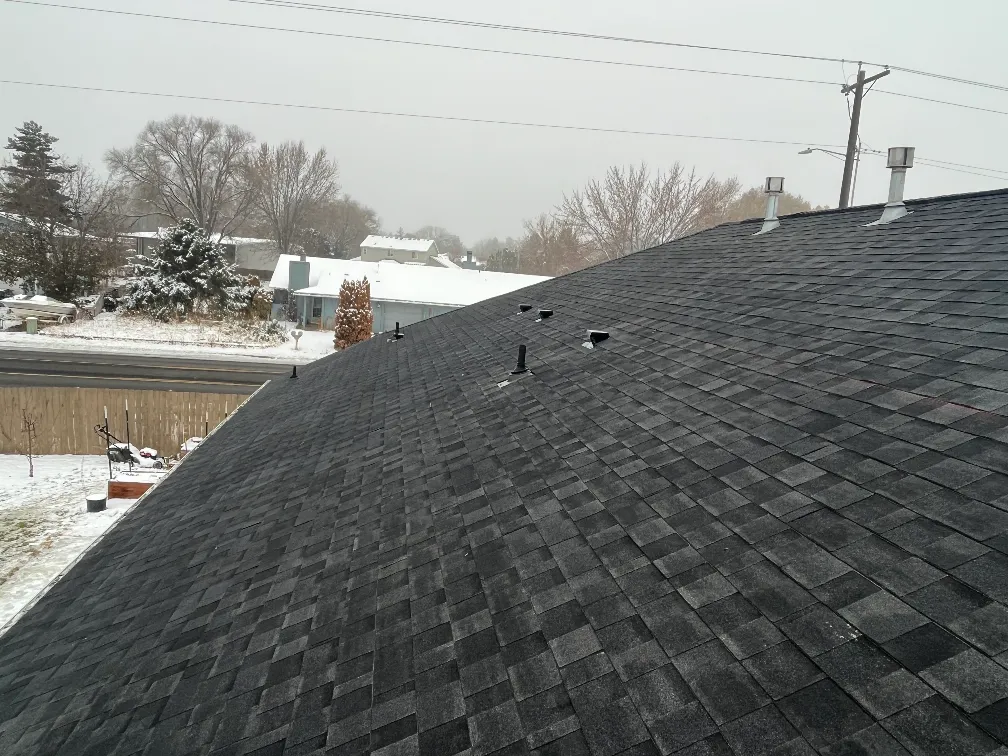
[
  {"xmin": 0, "ymin": 313, "xmax": 335, "ymax": 363},
  {"xmin": 0, "ymin": 455, "xmax": 135, "ymax": 631}
]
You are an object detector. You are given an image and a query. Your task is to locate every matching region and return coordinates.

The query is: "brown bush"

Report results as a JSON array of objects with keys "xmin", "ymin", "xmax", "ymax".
[{"xmin": 334, "ymin": 277, "xmax": 373, "ymax": 350}]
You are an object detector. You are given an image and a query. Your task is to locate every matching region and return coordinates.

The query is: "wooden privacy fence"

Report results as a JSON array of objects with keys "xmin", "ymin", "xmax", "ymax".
[{"xmin": 0, "ymin": 387, "xmax": 249, "ymax": 456}]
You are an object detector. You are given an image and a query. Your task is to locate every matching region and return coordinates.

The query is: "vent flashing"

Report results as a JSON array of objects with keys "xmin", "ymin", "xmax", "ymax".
[
  {"xmin": 867, "ymin": 147, "xmax": 915, "ymax": 226},
  {"xmin": 387, "ymin": 321, "xmax": 405, "ymax": 342},
  {"xmin": 582, "ymin": 330, "xmax": 610, "ymax": 349},
  {"xmin": 753, "ymin": 176, "xmax": 784, "ymax": 236}
]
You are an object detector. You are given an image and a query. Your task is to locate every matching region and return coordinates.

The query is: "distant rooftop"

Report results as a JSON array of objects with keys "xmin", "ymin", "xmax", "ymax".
[
  {"xmin": 360, "ymin": 235, "xmax": 437, "ymax": 253},
  {"xmin": 268, "ymin": 254, "xmax": 549, "ymax": 307},
  {"xmin": 124, "ymin": 229, "xmax": 275, "ymax": 246}
]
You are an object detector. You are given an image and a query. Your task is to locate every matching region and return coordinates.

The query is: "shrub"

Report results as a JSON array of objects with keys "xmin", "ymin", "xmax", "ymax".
[{"xmin": 334, "ymin": 277, "xmax": 372, "ymax": 350}]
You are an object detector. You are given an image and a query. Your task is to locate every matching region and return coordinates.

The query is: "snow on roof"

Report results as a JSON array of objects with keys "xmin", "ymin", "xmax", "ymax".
[
  {"xmin": 268, "ymin": 255, "xmax": 388, "ymax": 290},
  {"xmin": 295, "ymin": 261, "xmax": 551, "ymax": 308},
  {"xmin": 360, "ymin": 235, "xmax": 437, "ymax": 254},
  {"xmin": 429, "ymin": 254, "xmax": 460, "ymax": 269},
  {"xmin": 124, "ymin": 230, "xmax": 274, "ymax": 246}
]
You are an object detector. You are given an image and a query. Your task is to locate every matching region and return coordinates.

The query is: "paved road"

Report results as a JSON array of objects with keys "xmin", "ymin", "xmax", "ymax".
[{"xmin": 0, "ymin": 349, "xmax": 293, "ymax": 393}]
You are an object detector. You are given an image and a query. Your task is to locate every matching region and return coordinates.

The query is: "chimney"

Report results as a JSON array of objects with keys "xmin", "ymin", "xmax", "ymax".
[
  {"xmin": 466, "ymin": 250, "xmax": 473, "ymax": 264},
  {"xmin": 753, "ymin": 177, "xmax": 784, "ymax": 235},
  {"xmin": 868, "ymin": 147, "xmax": 915, "ymax": 226}
]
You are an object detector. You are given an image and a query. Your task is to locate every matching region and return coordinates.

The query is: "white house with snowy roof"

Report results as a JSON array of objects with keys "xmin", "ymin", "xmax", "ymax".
[
  {"xmin": 268, "ymin": 254, "xmax": 549, "ymax": 332},
  {"xmin": 358, "ymin": 235, "xmax": 459, "ymax": 267}
]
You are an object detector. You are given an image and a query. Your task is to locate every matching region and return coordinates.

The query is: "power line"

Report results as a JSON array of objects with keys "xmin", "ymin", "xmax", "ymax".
[
  {"xmin": 886, "ymin": 65, "xmax": 1008, "ymax": 94},
  {"xmin": 875, "ymin": 89, "xmax": 1008, "ymax": 117},
  {"xmin": 225, "ymin": 0, "xmax": 854, "ymax": 65},
  {"xmin": 855, "ymin": 148, "xmax": 1008, "ymax": 181},
  {"xmin": 0, "ymin": 78, "xmax": 848, "ymax": 148},
  {"xmin": 0, "ymin": 0, "xmax": 842, "ymax": 88},
  {"xmin": 815, "ymin": 146, "xmax": 1008, "ymax": 181},
  {"xmin": 914, "ymin": 159, "xmax": 1008, "ymax": 181},
  {"xmin": 915, "ymin": 157, "xmax": 1008, "ymax": 176},
  {"xmin": 230, "ymin": 0, "xmax": 1008, "ymax": 94},
  {"xmin": 8, "ymin": 1, "xmax": 1008, "ymax": 116},
  {"xmin": 3, "ymin": 77, "xmax": 1001, "ymax": 180},
  {"xmin": 1, "ymin": 77, "xmax": 1001, "ymax": 184}
]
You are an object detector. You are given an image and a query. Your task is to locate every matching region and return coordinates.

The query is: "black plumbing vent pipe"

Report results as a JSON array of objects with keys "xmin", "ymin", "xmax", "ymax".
[
  {"xmin": 511, "ymin": 344, "xmax": 528, "ymax": 374},
  {"xmin": 537, "ymin": 309, "xmax": 553, "ymax": 321},
  {"xmin": 393, "ymin": 321, "xmax": 404, "ymax": 340},
  {"xmin": 519, "ymin": 304, "xmax": 533, "ymax": 313},
  {"xmin": 291, "ymin": 365, "xmax": 298, "ymax": 379}
]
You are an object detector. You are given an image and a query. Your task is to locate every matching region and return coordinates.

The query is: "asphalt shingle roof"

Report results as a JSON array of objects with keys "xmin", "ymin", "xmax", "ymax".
[{"xmin": 3, "ymin": 190, "xmax": 1008, "ymax": 755}]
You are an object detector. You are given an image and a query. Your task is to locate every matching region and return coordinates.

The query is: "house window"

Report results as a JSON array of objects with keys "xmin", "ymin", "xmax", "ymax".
[
  {"xmin": 387, "ymin": 250, "xmax": 393, "ymax": 257},
  {"xmin": 312, "ymin": 298, "xmax": 322, "ymax": 318}
]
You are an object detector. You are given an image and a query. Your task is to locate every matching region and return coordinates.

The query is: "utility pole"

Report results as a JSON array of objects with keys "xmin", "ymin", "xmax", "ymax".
[{"xmin": 839, "ymin": 65, "xmax": 890, "ymax": 208}]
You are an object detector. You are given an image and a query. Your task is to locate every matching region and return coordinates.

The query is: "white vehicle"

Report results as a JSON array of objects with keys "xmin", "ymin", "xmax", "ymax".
[{"xmin": 1, "ymin": 294, "xmax": 77, "ymax": 322}]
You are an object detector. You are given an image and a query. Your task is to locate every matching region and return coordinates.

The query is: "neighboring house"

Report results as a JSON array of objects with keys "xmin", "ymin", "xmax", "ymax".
[
  {"xmin": 5, "ymin": 177, "xmax": 1008, "ymax": 755},
  {"xmin": 359, "ymin": 234, "xmax": 441, "ymax": 264},
  {"xmin": 124, "ymin": 231, "xmax": 281, "ymax": 281},
  {"xmin": 267, "ymin": 253, "xmax": 550, "ymax": 330}
]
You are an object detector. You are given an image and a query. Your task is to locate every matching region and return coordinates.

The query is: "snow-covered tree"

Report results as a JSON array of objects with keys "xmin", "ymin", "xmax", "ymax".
[
  {"xmin": 334, "ymin": 277, "xmax": 372, "ymax": 350},
  {"xmin": 124, "ymin": 219, "xmax": 246, "ymax": 320}
]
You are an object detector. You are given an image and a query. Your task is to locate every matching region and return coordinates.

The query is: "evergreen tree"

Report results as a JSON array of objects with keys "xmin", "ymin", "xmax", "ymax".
[
  {"xmin": 124, "ymin": 219, "xmax": 246, "ymax": 320},
  {"xmin": 0, "ymin": 121, "xmax": 74, "ymax": 223},
  {"xmin": 0, "ymin": 121, "xmax": 79, "ymax": 295},
  {"xmin": 485, "ymin": 247, "xmax": 520, "ymax": 273},
  {"xmin": 334, "ymin": 277, "xmax": 373, "ymax": 350}
]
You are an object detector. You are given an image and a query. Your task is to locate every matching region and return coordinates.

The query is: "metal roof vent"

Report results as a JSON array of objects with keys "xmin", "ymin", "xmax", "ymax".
[
  {"xmin": 753, "ymin": 177, "xmax": 784, "ymax": 236},
  {"xmin": 387, "ymin": 321, "xmax": 404, "ymax": 342},
  {"xmin": 867, "ymin": 147, "xmax": 914, "ymax": 226},
  {"xmin": 536, "ymin": 309, "xmax": 553, "ymax": 322},
  {"xmin": 582, "ymin": 330, "xmax": 610, "ymax": 349},
  {"xmin": 519, "ymin": 304, "xmax": 533, "ymax": 313}
]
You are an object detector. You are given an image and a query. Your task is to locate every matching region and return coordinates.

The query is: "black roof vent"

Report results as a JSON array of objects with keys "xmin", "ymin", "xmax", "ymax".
[
  {"xmin": 519, "ymin": 304, "xmax": 532, "ymax": 313},
  {"xmin": 583, "ymin": 330, "xmax": 610, "ymax": 349},
  {"xmin": 290, "ymin": 365, "xmax": 298, "ymax": 379},
  {"xmin": 388, "ymin": 321, "xmax": 404, "ymax": 341},
  {"xmin": 511, "ymin": 344, "xmax": 528, "ymax": 374},
  {"xmin": 537, "ymin": 309, "xmax": 553, "ymax": 322}
]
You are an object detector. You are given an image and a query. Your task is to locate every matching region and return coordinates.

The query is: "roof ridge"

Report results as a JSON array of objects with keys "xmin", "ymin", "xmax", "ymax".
[{"xmin": 756, "ymin": 185, "xmax": 1008, "ymax": 224}]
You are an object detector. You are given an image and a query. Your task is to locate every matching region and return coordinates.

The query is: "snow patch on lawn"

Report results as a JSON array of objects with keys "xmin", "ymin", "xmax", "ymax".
[
  {"xmin": 0, "ymin": 455, "xmax": 133, "ymax": 632},
  {"xmin": 45, "ymin": 312, "xmax": 285, "ymax": 346},
  {"xmin": 1, "ymin": 313, "xmax": 336, "ymax": 362}
]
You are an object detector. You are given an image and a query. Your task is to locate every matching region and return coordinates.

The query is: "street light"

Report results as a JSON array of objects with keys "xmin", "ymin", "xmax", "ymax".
[{"xmin": 800, "ymin": 144, "xmax": 863, "ymax": 205}]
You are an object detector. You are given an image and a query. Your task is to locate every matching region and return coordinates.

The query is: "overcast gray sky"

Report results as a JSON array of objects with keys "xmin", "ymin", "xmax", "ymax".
[{"xmin": 2, "ymin": 0, "xmax": 1007, "ymax": 243}]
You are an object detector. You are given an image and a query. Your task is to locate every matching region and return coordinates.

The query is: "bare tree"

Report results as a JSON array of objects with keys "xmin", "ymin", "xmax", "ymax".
[
  {"xmin": 518, "ymin": 214, "xmax": 585, "ymax": 276},
  {"xmin": 558, "ymin": 163, "xmax": 741, "ymax": 264},
  {"xmin": 410, "ymin": 225, "xmax": 465, "ymax": 262},
  {"xmin": 55, "ymin": 164, "xmax": 129, "ymax": 297},
  {"xmin": 21, "ymin": 410, "xmax": 37, "ymax": 478},
  {"xmin": 250, "ymin": 141, "xmax": 339, "ymax": 256},
  {"xmin": 297, "ymin": 195, "xmax": 381, "ymax": 258},
  {"xmin": 107, "ymin": 115, "xmax": 256, "ymax": 238}
]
